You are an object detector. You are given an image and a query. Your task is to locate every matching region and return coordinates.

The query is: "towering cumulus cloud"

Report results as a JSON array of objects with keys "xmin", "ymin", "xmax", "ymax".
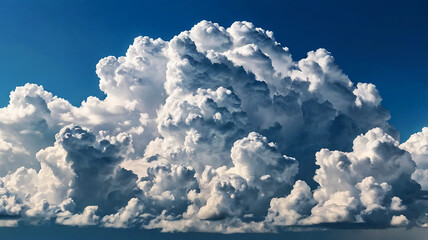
[{"xmin": 0, "ymin": 21, "xmax": 426, "ymax": 232}]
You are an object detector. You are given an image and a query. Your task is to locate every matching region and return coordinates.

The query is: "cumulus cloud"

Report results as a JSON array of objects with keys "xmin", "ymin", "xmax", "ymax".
[
  {"xmin": 266, "ymin": 180, "xmax": 315, "ymax": 226},
  {"xmin": 57, "ymin": 205, "xmax": 99, "ymax": 226},
  {"xmin": 400, "ymin": 127, "xmax": 428, "ymax": 190},
  {"xmin": 298, "ymin": 128, "xmax": 419, "ymax": 226},
  {"xmin": 101, "ymin": 198, "xmax": 143, "ymax": 228},
  {"xmin": 391, "ymin": 214, "xmax": 409, "ymax": 227},
  {"xmin": 0, "ymin": 20, "xmax": 425, "ymax": 233}
]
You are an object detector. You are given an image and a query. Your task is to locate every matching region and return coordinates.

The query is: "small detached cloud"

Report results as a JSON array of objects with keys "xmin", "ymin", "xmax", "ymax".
[{"xmin": 0, "ymin": 20, "xmax": 426, "ymax": 233}]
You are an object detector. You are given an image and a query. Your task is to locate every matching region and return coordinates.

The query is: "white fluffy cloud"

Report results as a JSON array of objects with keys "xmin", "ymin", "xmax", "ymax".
[
  {"xmin": 298, "ymin": 128, "xmax": 418, "ymax": 226},
  {"xmin": 401, "ymin": 127, "xmax": 428, "ymax": 190},
  {"xmin": 391, "ymin": 214, "xmax": 409, "ymax": 227},
  {"xmin": 266, "ymin": 180, "xmax": 315, "ymax": 226},
  {"xmin": 0, "ymin": 20, "xmax": 425, "ymax": 233},
  {"xmin": 101, "ymin": 198, "xmax": 143, "ymax": 228},
  {"xmin": 57, "ymin": 205, "xmax": 99, "ymax": 226}
]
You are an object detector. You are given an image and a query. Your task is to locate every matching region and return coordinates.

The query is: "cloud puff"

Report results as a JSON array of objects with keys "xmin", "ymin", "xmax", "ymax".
[
  {"xmin": 390, "ymin": 214, "xmax": 410, "ymax": 227},
  {"xmin": 401, "ymin": 127, "xmax": 428, "ymax": 190},
  {"xmin": 57, "ymin": 205, "xmax": 99, "ymax": 226},
  {"xmin": 101, "ymin": 198, "xmax": 143, "ymax": 228},
  {"xmin": 0, "ymin": 20, "xmax": 425, "ymax": 233},
  {"xmin": 267, "ymin": 128, "xmax": 421, "ymax": 228},
  {"xmin": 301, "ymin": 128, "xmax": 419, "ymax": 225},
  {"xmin": 266, "ymin": 180, "xmax": 315, "ymax": 226}
]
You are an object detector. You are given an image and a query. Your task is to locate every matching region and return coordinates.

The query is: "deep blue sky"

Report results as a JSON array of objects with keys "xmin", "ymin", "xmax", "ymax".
[
  {"xmin": 0, "ymin": 0, "xmax": 427, "ymax": 141},
  {"xmin": 0, "ymin": 0, "xmax": 427, "ymax": 238}
]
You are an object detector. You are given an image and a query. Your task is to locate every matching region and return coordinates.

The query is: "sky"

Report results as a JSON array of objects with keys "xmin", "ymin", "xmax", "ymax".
[{"xmin": 0, "ymin": 0, "xmax": 427, "ymax": 239}]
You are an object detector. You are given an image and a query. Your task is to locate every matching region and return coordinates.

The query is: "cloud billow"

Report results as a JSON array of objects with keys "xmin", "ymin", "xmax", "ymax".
[{"xmin": 0, "ymin": 20, "xmax": 426, "ymax": 232}]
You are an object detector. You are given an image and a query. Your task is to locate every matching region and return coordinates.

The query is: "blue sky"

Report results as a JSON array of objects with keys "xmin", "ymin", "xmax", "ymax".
[
  {"xmin": 0, "ymin": 0, "xmax": 427, "ymax": 239},
  {"xmin": 0, "ymin": 0, "xmax": 426, "ymax": 140}
]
